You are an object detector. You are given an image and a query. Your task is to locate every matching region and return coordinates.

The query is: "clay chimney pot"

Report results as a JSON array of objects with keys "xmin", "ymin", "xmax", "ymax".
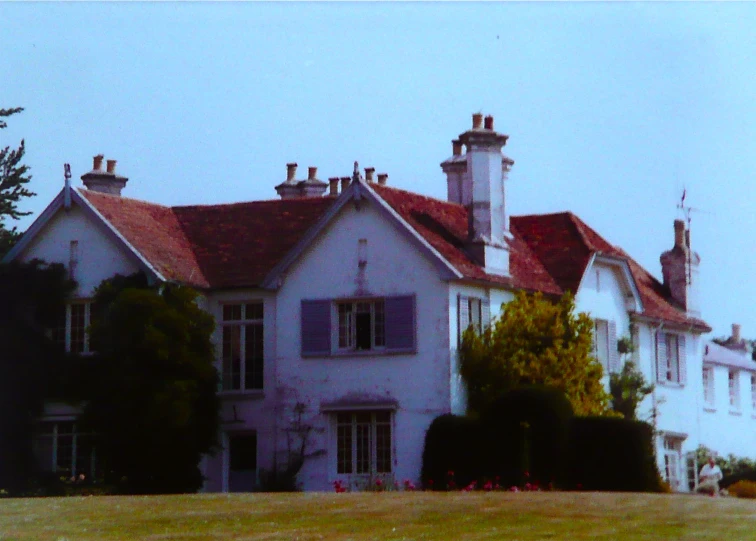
[
  {"xmin": 93, "ymin": 155, "xmax": 104, "ymax": 171},
  {"xmin": 286, "ymin": 163, "xmax": 298, "ymax": 182},
  {"xmin": 484, "ymin": 115, "xmax": 494, "ymax": 130},
  {"xmin": 377, "ymin": 173, "xmax": 388, "ymax": 185},
  {"xmin": 452, "ymin": 140, "xmax": 463, "ymax": 156},
  {"xmin": 472, "ymin": 113, "xmax": 483, "ymax": 129},
  {"xmin": 674, "ymin": 220, "xmax": 685, "ymax": 249},
  {"xmin": 328, "ymin": 177, "xmax": 339, "ymax": 196},
  {"xmin": 308, "ymin": 166, "xmax": 317, "ymax": 180},
  {"xmin": 365, "ymin": 167, "xmax": 375, "ymax": 183},
  {"xmin": 106, "ymin": 159, "xmax": 117, "ymax": 174},
  {"xmin": 340, "ymin": 176, "xmax": 350, "ymax": 191},
  {"xmin": 733, "ymin": 323, "xmax": 742, "ymax": 343}
]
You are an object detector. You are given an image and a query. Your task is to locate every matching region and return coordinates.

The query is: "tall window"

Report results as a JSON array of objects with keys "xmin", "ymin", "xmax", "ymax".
[
  {"xmin": 33, "ymin": 421, "xmax": 99, "ymax": 480},
  {"xmin": 657, "ymin": 332, "xmax": 685, "ymax": 385},
  {"xmin": 458, "ymin": 295, "xmax": 489, "ymax": 344},
  {"xmin": 663, "ymin": 436, "xmax": 683, "ymax": 490},
  {"xmin": 336, "ymin": 411, "xmax": 392, "ymax": 475},
  {"xmin": 52, "ymin": 302, "xmax": 95, "ymax": 354},
  {"xmin": 592, "ymin": 319, "xmax": 610, "ymax": 371},
  {"xmin": 729, "ymin": 370, "xmax": 740, "ymax": 410},
  {"xmin": 703, "ymin": 367, "xmax": 715, "ymax": 407},
  {"xmin": 221, "ymin": 303, "xmax": 264, "ymax": 391},
  {"xmin": 337, "ymin": 300, "xmax": 385, "ymax": 351},
  {"xmin": 665, "ymin": 334, "xmax": 680, "ymax": 382}
]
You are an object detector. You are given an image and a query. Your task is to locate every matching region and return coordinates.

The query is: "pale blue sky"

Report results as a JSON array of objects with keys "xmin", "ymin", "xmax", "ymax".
[{"xmin": 3, "ymin": 2, "xmax": 755, "ymax": 340}]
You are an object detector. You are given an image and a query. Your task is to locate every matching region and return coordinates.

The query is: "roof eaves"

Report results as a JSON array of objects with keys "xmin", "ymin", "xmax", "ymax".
[{"xmin": 2, "ymin": 189, "xmax": 66, "ymax": 263}]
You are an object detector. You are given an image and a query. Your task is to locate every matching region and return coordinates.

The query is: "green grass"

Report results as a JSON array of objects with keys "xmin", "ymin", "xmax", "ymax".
[{"xmin": 1, "ymin": 492, "xmax": 755, "ymax": 540}]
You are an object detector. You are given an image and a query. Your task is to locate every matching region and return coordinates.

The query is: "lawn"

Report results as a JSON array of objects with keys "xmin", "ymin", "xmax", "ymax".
[{"xmin": 0, "ymin": 492, "xmax": 755, "ymax": 541}]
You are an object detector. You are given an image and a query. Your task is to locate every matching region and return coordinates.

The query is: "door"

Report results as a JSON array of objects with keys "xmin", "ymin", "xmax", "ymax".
[{"xmin": 228, "ymin": 432, "xmax": 257, "ymax": 492}]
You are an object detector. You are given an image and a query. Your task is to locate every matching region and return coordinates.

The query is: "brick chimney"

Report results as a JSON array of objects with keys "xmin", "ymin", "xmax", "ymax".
[
  {"xmin": 377, "ymin": 173, "xmax": 388, "ymax": 186},
  {"xmin": 328, "ymin": 177, "xmax": 339, "ymax": 197},
  {"xmin": 441, "ymin": 113, "xmax": 513, "ymax": 276},
  {"xmin": 81, "ymin": 155, "xmax": 129, "ymax": 195},
  {"xmin": 300, "ymin": 166, "xmax": 328, "ymax": 197},
  {"xmin": 660, "ymin": 219, "xmax": 701, "ymax": 317}
]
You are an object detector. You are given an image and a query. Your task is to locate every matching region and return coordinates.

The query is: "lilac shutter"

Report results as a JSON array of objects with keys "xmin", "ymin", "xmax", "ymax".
[
  {"xmin": 481, "ymin": 299, "xmax": 490, "ymax": 330},
  {"xmin": 301, "ymin": 300, "xmax": 331, "ymax": 357},
  {"xmin": 385, "ymin": 295, "xmax": 416, "ymax": 352},
  {"xmin": 458, "ymin": 295, "xmax": 470, "ymax": 346},
  {"xmin": 656, "ymin": 331, "xmax": 667, "ymax": 383},
  {"xmin": 608, "ymin": 320, "xmax": 620, "ymax": 374},
  {"xmin": 678, "ymin": 335, "xmax": 687, "ymax": 385}
]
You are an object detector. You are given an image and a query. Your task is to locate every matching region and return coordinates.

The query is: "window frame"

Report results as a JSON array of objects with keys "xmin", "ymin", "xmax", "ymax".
[
  {"xmin": 729, "ymin": 369, "xmax": 740, "ymax": 411},
  {"xmin": 336, "ymin": 298, "xmax": 386, "ymax": 352},
  {"xmin": 656, "ymin": 331, "xmax": 686, "ymax": 386},
  {"xmin": 334, "ymin": 410, "xmax": 393, "ymax": 478},
  {"xmin": 33, "ymin": 421, "xmax": 99, "ymax": 480},
  {"xmin": 592, "ymin": 319, "xmax": 610, "ymax": 372},
  {"xmin": 52, "ymin": 301, "xmax": 95, "ymax": 355},
  {"xmin": 220, "ymin": 301, "xmax": 265, "ymax": 393},
  {"xmin": 662, "ymin": 436, "xmax": 684, "ymax": 491},
  {"xmin": 702, "ymin": 366, "xmax": 715, "ymax": 409}
]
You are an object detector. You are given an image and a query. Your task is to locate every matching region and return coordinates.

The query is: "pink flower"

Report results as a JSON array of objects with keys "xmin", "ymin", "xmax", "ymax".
[
  {"xmin": 483, "ymin": 481, "xmax": 493, "ymax": 491},
  {"xmin": 375, "ymin": 479, "xmax": 382, "ymax": 487},
  {"xmin": 510, "ymin": 486, "xmax": 519, "ymax": 492},
  {"xmin": 524, "ymin": 471, "xmax": 530, "ymax": 478}
]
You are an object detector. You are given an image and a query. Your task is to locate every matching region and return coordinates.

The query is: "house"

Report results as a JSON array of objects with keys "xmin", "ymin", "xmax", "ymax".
[{"xmin": 4, "ymin": 113, "xmax": 714, "ymax": 492}]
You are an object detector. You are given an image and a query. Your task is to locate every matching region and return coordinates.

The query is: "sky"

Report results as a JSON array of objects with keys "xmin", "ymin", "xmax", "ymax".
[{"xmin": 2, "ymin": 2, "xmax": 755, "ymax": 340}]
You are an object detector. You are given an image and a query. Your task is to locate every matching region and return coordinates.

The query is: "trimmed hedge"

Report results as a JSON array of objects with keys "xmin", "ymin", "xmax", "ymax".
[
  {"xmin": 482, "ymin": 386, "xmax": 574, "ymax": 487},
  {"xmin": 421, "ymin": 414, "xmax": 486, "ymax": 489},
  {"xmin": 566, "ymin": 417, "xmax": 661, "ymax": 492}
]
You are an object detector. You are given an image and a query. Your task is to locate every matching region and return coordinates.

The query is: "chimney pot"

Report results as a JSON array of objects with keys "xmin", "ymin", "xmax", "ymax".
[
  {"xmin": 674, "ymin": 219, "xmax": 686, "ymax": 249},
  {"xmin": 328, "ymin": 177, "xmax": 339, "ymax": 196},
  {"xmin": 733, "ymin": 323, "xmax": 742, "ymax": 343},
  {"xmin": 308, "ymin": 166, "xmax": 317, "ymax": 180},
  {"xmin": 340, "ymin": 176, "xmax": 350, "ymax": 191},
  {"xmin": 484, "ymin": 115, "xmax": 494, "ymax": 130},
  {"xmin": 472, "ymin": 113, "xmax": 483, "ymax": 129},
  {"xmin": 93, "ymin": 155, "xmax": 104, "ymax": 171},
  {"xmin": 286, "ymin": 163, "xmax": 298, "ymax": 182},
  {"xmin": 377, "ymin": 173, "xmax": 388, "ymax": 185},
  {"xmin": 365, "ymin": 167, "xmax": 375, "ymax": 183},
  {"xmin": 452, "ymin": 140, "xmax": 463, "ymax": 156},
  {"xmin": 106, "ymin": 159, "xmax": 117, "ymax": 174}
]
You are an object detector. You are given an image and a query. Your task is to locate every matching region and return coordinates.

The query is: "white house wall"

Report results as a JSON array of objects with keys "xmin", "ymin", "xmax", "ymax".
[
  {"xmin": 273, "ymin": 197, "xmax": 453, "ymax": 491},
  {"xmin": 700, "ymin": 364, "xmax": 756, "ymax": 458},
  {"xmin": 18, "ymin": 204, "xmax": 140, "ymax": 297}
]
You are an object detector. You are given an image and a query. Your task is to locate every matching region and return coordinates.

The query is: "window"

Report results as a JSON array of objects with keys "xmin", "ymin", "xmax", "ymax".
[
  {"xmin": 591, "ymin": 319, "xmax": 619, "ymax": 374},
  {"xmin": 458, "ymin": 295, "xmax": 489, "ymax": 344},
  {"xmin": 52, "ymin": 302, "xmax": 96, "ymax": 354},
  {"xmin": 337, "ymin": 300, "xmax": 385, "ymax": 351},
  {"xmin": 336, "ymin": 411, "xmax": 392, "ymax": 475},
  {"xmin": 703, "ymin": 366, "xmax": 715, "ymax": 407},
  {"xmin": 656, "ymin": 332, "xmax": 686, "ymax": 385},
  {"xmin": 729, "ymin": 370, "xmax": 740, "ymax": 410},
  {"xmin": 663, "ymin": 436, "xmax": 683, "ymax": 491},
  {"xmin": 221, "ymin": 303, "xmax": 264, "ymax": 391},
  {"xmin": 301, "ymin": 296, "xmax": 415, "ymax": 357},
  {"xmin": 33, "ymin": 421, "xmax": 100, "ymax": 480}
]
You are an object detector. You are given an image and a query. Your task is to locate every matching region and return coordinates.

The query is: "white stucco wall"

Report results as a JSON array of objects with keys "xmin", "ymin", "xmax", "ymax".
[
  {"xmin": 700, "ymin": 364, "xmax": 756, "ymax": 458},
  {"xmin": 18, "ymin": 203, "xmax": 140, "ymax": 297},
  {"xmin": 272, "ymin": 196, "xmax": 453, "ymax": 491}
]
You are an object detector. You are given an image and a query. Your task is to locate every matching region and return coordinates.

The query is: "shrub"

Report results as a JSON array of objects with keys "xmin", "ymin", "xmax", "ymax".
[
  {"xmin": 567, "ymin": 417, "xmax": 660, "ymax": 492},
  {"xmin": 721, "ymin": 468, "xmax": 756, "ymax": 490},
  {"xmin": 421, "ymin": 414, "xmax": 486, "ymax": 489},
  {"xmin": 728, "ymin": 480, "xmax": 756, "ymax": 499},
  {"xmin": 482, "ymin": 385, "xmax": 574, "ymax": 488}
]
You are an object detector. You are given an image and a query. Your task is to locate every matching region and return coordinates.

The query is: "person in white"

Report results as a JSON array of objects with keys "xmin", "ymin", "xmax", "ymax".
[{"xmin": 697, "ymin": 456, "xmax": 723, "ymax": 496}]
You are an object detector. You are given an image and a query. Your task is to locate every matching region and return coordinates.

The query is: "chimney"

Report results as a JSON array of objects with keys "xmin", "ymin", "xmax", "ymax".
[
  {"xmin": 443, "ymin": 113, "xmax": 512, "ymax": 277},
  {"xmin": 660, "ymin": 219, "xmax": 701, "ymax": 317},
  {"xmin": 308, "ymin": 166, "xmax": 317, "ymax": 180},
  {"xmin": 340, "ymin": 176, "xmax": 350, "ymax": 192},
  {"xmin": 328, "ymin": 177, "xmax": 339, "ymax": 197},
  {"xmin": 81, "ymin": 155, "xmax": 128, "ymax": 195},
  {"xmin": 364, "ymin": 167, "xmax": 375, "ymax": 183},
  {"xmin": 300, "ymin": 165, "xmax": 328, "ymax": 198},
  {"xmin": 733, "ymin": 323, "xmax": 742, "ymax": 343},
  {"xmin": 377, "ymin": 173, "xmax": 388, "ymax": 185},
  {"xmin": 276, "ymin": 162, "xmax": 304, "ymax": 199}
]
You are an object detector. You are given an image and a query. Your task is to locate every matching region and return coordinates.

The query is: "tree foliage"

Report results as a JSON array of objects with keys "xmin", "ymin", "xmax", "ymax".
[
  {"xmin": 0, "ymin": 259, "xmax": 75, "ymax": 493},
  {"xmin": 459, "ymin": 291, "xmax": 612, "ymax": 417},
  {"xmin": 609, "ymin": 335, "xmax": 654, "ymax": 420},
  {"xmin": 0, "ymin": 107, "xmax": 34, "ymax": 257},
  {"xmin": 80, "ymin": 275, "xmax": 220, "ymax": 494}
]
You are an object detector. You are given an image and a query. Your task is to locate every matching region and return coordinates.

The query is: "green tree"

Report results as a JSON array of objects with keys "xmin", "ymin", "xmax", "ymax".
[
  {"xmin": 0, "ymin": 107, "xmax": 34, "ymax": 257},
  {"xmin": 459, "ymin": 291, "xmax": 612, "ymax": 417},
  {"xmin": 0, "ymin": 259, "xmax": 75, "ymax": 493},
  {"xmin": 80, "ymin": 275, "xmax": 220, "ymax": 494},
  {"xmin": 609, "ymin": 335, "xmax": 654, "ymax": 420}
]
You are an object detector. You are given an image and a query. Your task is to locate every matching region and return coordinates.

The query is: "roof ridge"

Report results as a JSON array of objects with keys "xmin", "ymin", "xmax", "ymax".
[{"xmin": 76, "ymin": 187, "xmax": 172, "ymax": 209}]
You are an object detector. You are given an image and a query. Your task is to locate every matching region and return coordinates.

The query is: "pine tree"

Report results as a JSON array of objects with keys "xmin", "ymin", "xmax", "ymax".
[{"xmin": 0, "ymin": 107, "xmax": 34, "ymax": 256}]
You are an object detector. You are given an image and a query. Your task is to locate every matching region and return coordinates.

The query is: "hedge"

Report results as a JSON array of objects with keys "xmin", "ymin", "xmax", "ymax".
[{"xmin": 421, "ymin": 414, "xmax": 486, "ymax": 489}]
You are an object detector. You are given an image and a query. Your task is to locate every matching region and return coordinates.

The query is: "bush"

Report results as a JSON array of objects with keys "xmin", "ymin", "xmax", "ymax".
[
  {"xmin": 721, "ymin": 468, "xmax": 756, "ymax": 490},
  {"xmin": 482, "ymin": 386, "xmax": 574, "ymax": 488},
  {"xmin": 567, "ymin": 417, "xmax": 660, "ymax": 492},
  {"xmin": 421, "ymin": 414, "xmax": 486, "ymax": 489},
  {"xmin": 729, "ymin": 480, "xmax": 756, "ymax": 498}
]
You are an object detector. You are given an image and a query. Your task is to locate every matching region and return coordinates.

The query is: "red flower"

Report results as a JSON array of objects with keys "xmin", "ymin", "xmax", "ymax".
[{"xmin": 375, "ymin": 479, "xmax": 383, "ymax": 487}]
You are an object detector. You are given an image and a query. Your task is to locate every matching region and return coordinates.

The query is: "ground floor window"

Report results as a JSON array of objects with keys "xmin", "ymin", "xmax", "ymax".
[
  {"xmin": 227, "ymin": 432, "xmax": 257, "ymax": 493},
  {"xmin": 33, "ymin": 421, "xmax": 99, "ymax": 481},
  {"xmin": 662, "ymin": 436, "xmax": 684, "ymax": 491},
  {"xmin": 336, "ymin": 411, "xmax": 392, "ymax": 475}
]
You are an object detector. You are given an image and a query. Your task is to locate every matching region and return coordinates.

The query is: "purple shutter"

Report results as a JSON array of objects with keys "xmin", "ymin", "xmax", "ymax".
[
  {"xmin": 385, "ymin": 295, "xmax": 416, "ymax": 352},
  {"xmin": 678, "ymin": 335, "xmax": 687, "ymax": 385},
  {"xmin": 656, "ymin": 331, "xmax": 666, "ymax": 383},
  {"xmin": 301, "ymin": 300, "xmax": 331, "ymax": 357},
  {"xmin": 608, "ymin": 320, "xmax": 620, "ymax": 374},
  {"xmin": 458, "ymin": 295, "xmax": 469, "ymax": 347}
]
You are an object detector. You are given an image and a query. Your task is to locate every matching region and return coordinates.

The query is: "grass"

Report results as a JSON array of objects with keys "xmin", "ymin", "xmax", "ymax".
[{"xmin": 1, "ymin": 492, "xmax": 755, "ymax": 541}]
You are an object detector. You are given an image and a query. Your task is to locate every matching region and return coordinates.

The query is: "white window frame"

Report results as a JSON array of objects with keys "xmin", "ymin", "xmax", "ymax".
[
  {"xmin": 220, "ymin": 302, "xmax": 264, "ymax": 392},
  {"xmin": 334, "ymin": 411, "xmax": 393, "ymax": 479},
  {"xmin": 663, "ymin": 436, "xmax": 683, "ymax": 491},
  {"xmin": 592, "ymin": 319, "xmax": 610, "ymax": 372},
  {"xmin": 665, "ymin": 333, "xmax": 681, "ymax": 383},
  {"xmin": 336, "ymin": 299, "xmax": 386, "ymax": 352},
  {"xmin": 751, "ymin": 374, "xmax": 756, "ymax": 412},
  {"xmin": 703, "ymin": 366, "xmax": 715, "ymax": 408},
  {"xmin": 33, "ymin": 421, "xmax": 98, "ymax": 479},
  {"xmin": 729, "ymin": 369, "xmax": 741, "ymax": 411},
  {"xmin": 53, "ymin": 301, "xmax": 94, "ymax": 354}
]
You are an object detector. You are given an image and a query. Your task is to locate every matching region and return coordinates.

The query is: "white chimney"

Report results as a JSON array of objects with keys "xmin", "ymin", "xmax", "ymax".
[{"xmin": 81, "ymin": 155, "xmax": 128, "ymax": 195}]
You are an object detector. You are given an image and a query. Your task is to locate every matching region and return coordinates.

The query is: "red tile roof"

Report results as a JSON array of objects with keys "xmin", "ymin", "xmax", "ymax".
[{"xmin": 79, "ymin": 182, "xmax": 709, "ymax": 331}]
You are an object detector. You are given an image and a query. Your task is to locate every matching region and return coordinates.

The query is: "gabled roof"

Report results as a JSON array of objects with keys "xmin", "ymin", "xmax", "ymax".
[
  {"xmin": 704, "ymin": 341, "xmax": 756, "ymax": 371},
  {"xmin": 12, "ymin": 179, "xmax": 710, "ymax": 332}
]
